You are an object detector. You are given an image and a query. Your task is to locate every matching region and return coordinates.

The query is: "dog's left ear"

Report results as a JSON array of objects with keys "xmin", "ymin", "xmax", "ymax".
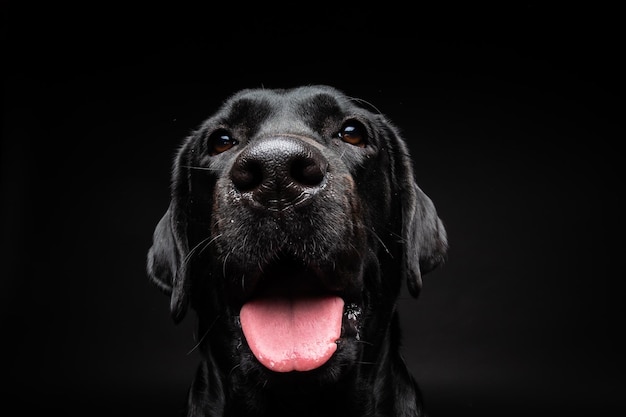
[
  {"xmin": 146, "ymin": 145, "xmax": 192, "ymax": 323},
  {"xmin": 402, "ymin": 183, "xmax": 448, "ymax": 297},
  {"xmin": 382, "ymin": 118, "xmax": 448, "ymax": 297}
]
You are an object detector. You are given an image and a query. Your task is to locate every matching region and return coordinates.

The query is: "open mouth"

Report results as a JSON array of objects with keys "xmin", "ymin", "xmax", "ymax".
[{"xmin": 237, "ymin": 256, "xmax": 362, "ymax": 373}]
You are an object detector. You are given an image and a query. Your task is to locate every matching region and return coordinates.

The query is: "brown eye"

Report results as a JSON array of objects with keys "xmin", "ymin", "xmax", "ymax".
[
  {"xmin": 208, "ymin": 129, "xmax": 238, "ymax": 155},
  {"xmin": 338, "ymin": 121, "xmax": 366, "ymax": 147}
]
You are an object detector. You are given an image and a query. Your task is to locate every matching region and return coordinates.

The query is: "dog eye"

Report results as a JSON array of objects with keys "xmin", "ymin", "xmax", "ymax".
[
  {"xmin": 338, "ymin": 121, "xmax": 366, "ymax": 147},
  {"xmin": 208, "ymin": 129, "xmax": 239, "ymax": 155}
]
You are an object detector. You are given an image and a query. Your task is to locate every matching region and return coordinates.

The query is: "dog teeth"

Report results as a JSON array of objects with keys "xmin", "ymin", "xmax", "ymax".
[
  {"xmin": 344, "ymin": 303, "xmax": 362, "ymax": 321},
  {"xmin": 343, "ymin": 303, "xmax": 362, "ymax": 320},
  {"xmin": 343, "ymin": 303, "xmax": 363, "ymax": 340}
]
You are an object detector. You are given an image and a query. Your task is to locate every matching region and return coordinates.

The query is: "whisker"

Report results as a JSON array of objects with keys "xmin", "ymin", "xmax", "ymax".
[
  {"xmin": 182, "ymin": 165, "xmax": 220, "ymax": 172},
  {"xmin": 348, "ymin": 242, "xmax": 364, "ymax": 265},
  {"xmin": 222, "ymin": 250, "xmax": 232, "ymax": 278},
  {"xmin": 346, "ymin": 96, "xmax": 383, "ymax": 115},
  {"xmin": 387, "ymin": 229, "xmax": 405, "ymax": 242},
  {"xmin": 182, "ymin": 234, "xmax": 223, "ymax": 269},
  {"xmin": 228, "ymin": 364, "xmax": 242, "ymax": 377},
  {"xmin": 199, "ymin": 234, "xmax": 223, "ymax": 256},
  {"xmin": 187, "ymin": 314, "xmax": 221, "ymax": 355},
  {"xmin": 369, "ymin": 227, "xmax": 392, "ymax": 257}
]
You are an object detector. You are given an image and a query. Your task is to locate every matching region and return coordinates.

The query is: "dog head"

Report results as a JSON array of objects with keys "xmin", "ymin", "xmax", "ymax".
[{"xmin": 147, "ymin": 85, "xmax": 447, "ymax": 386}]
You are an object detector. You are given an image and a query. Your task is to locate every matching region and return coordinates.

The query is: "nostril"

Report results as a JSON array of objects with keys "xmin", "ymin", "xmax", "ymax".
[
  {"xmin": 290, "ymin": 156, "xmax": 327, "ymax": 186},
  {"xmin": 231, "ymin": 159, "xmax": 264, "ymax": 192},
  {"xmin": 229, "ymin": 137, "xmax": 329, "ymax": 210}
]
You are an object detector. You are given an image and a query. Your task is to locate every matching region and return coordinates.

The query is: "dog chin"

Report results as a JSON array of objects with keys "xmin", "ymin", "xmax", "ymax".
[{"xmin": 240, "ymin": 331, "xmax": 364, "ymax": 388}]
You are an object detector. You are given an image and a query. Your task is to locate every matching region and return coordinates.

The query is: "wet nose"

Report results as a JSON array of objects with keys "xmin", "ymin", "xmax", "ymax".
[{"xmin": 230, "ymin": 136, "xmax": 328, "ymax": 211}]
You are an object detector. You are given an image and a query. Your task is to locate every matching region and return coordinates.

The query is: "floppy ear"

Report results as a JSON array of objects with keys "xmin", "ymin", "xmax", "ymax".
[
  {"xmin": 384, "ymin": 119, "xmax": 448, "ymax": 297},
  {"xmin": 402, "ymin": 183, "xmax": 448, "ymax": 297},
  {"xmin": 146, "ymin": 145, "xmax": 192, "ymax": 323}
]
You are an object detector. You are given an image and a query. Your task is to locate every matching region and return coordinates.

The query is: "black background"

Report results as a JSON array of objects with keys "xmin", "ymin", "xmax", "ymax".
[{"xmin": 2, "ymin": 3, "xmax": 623, "ymax": 416}]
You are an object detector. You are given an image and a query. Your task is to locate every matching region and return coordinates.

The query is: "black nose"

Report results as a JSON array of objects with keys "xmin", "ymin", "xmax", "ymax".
[{"xmin": 230, "ymin": 136, "xmax": 328, "ymax": 211}]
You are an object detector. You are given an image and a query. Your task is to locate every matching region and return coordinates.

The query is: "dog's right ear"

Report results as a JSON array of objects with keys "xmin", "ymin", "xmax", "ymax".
[
  {"xmin": 147, "ymin": 204, "xmax": 190, "ymax": 323},
  {"xmin": 147, "ymin": 144, "xmax": 192, "ymax": 323}
]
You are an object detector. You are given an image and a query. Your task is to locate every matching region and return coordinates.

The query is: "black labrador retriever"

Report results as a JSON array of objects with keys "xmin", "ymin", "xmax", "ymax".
[{"xmin": 147, "ymin": 85, "xmax": 447, "ymax": 417}]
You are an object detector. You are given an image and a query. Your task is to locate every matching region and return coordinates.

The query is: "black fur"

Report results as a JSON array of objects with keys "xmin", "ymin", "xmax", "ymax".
[{"xmin": 147, "ymin": 85, "xmax": 447, "ymax": 416}]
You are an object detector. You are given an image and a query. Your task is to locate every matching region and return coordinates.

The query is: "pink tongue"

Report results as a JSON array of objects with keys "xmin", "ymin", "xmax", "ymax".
[{"xmin": 240, "ymin": 295, "xmax": 344, "ymax": 372}]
